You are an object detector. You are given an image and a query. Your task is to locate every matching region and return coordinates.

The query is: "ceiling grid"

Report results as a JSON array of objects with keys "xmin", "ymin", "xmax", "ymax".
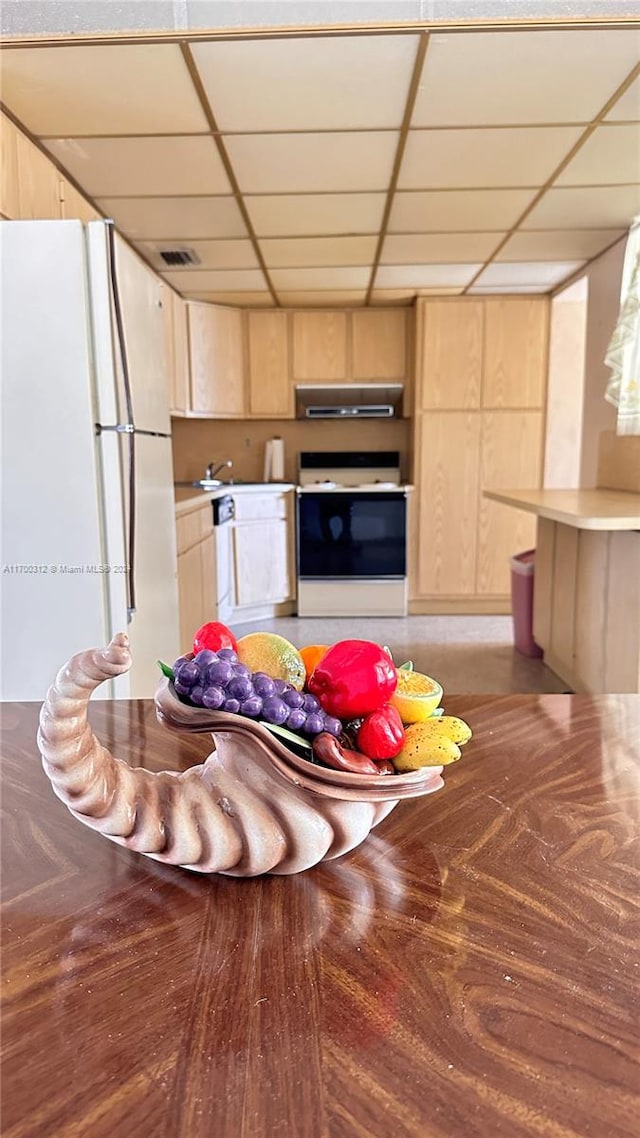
[{"xmin": 1, "ymin": 18, "xmax": 638, "ymax": 306}]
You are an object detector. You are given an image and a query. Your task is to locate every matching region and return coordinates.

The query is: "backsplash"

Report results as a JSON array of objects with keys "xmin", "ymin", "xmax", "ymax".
[{"xmin": 172, "ymin": 418, "xmax": 411, "ymax": 484}]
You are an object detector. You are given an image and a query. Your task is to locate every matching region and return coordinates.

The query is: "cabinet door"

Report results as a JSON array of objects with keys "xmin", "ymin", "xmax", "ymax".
[
  {"xmin": 60, "ymin": 179, "xmax": 101, "ymax": 223},
  {"xmin": 483, "ymin": 298, "xmax": 549, "ymax": 408},
  {"xmin": 419, "ymin": 300, "xmax": 483, "ymax": 410},
  {"xmin": 172, "ymin": 293, "xmax": 191, "ymax": 415},
  {"xmin": 248, "ymin": 310, "xmax": 291, "ymax": 417},
  {"xmin": 177, "ymin": 544, "xmax": 204, "ymax": 653},
  {"xmin": 351, "ymin": 309, "xmax": 407, "ymax": 380},
  {"xmin": 0, "ymin": 113, "xmax": 20, "ymax": 218},
  {"xmin": 476, "ymin": 411, "xmax": 543, "ymax": 595},
  {"xmin": 415, "ymin": 412, "xmax": 481, "ymax": 596},
  {"xmin": 16, "ymin": 132, "xmax": 62, "ymax": 219},
  {"xmin": 188, "ymin": 303, "xmax": 245, "ymax": 417},
  {"xmin": 233, "ymin": 520, "xmax": 290, "ymax": 606},
  {"xmin": 292, "ymin": 312, "xmax": 347, "ymax": 381}
]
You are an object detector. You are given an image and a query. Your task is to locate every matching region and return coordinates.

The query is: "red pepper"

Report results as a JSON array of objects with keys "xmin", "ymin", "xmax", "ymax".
[
  {"xmin": 357, "ymin": 705, "xmax": 405, "ymax": 760},
  {"xmin": 308, "ymin": 639, "xmax": 397, "ymax": 718}
]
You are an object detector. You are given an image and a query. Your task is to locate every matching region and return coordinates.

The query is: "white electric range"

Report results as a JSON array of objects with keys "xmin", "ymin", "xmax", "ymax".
[{"xmin": 296, "ymin": 451, "xmax": 409, "ymax": 617}]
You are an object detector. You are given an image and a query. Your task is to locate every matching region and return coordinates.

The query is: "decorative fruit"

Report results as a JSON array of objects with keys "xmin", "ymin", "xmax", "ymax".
[
  {"xmin": 356, "ymin": 705, "xmax": 405, "ymax": 760},
  {"xmin": 312, "ymin": 733, "xmax": 380, "ymax": 776},
  {"xmin": 390, "ymin": 670, "xmax": 443, "ymax": 723},
  {"xmin": 193, "ymin": 621, "xmax": 237, "ymax": 655},
  {"xmin": 235, "ymin": 632, "xmax": 306, "ymax": 691},
  {"xmin": 308, "ymin": 639, "xmax": 397, "ymax": 718},
  {"xmin": 299, "ymin": 643, "xmax": 330, "ymax": 684},
  {"xmin": 392, "ymin": 717, "xmax": 472, "ymax": 772}
]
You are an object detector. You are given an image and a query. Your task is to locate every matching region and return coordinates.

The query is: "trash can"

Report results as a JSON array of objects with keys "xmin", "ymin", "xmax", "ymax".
[{"xmin": 510, "ymin": 549, "xmax": 543, "ymax": 658}]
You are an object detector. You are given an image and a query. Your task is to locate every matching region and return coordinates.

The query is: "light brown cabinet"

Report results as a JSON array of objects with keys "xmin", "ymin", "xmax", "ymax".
[
  {"xmin": 0, "ymin": 113, "xmax": 20, "ymax": 219},
  {"xmin": 187, "ymin": 302, "xmax": 245, "ymax": 417},
  {"xmin": 292, "ymin": 311, "xmax": 348, "ymax": 381},
  {"xmin": 476, "ymin": 411, "xmax": 543, "ymax": 594},
  {"xmin": 415, "ymin": 413, "xmax": 482, "ymax": 596},
  {"xmin": 15, "ymin": 132, "xmax": 62, "ymax": 220},
  {"xmin": 163, "ymin": 287, "xmax": 190, "ymax": 416},
  {"xmin": 351, "ymin": 309, "xmax": 407, "ymax": 380},
  {"xmin": 483, "ymin": 298, "xmax": 549, "ymax": 408},
  {"xmin": 411, "ymin": 297, "xmax": 548, "ymax": 608},
  {"xmin": 60, "ymin": 179, "xmax": 101, "ymax": 223},
  {"xmin": 176, "ymin": 502, "xmax": 216, "ymax": 653},
  {"xmin": 247, "ymin": 310, "xmax": 291, "ymax": 417},
  {"xmin": 418, "ymin": 300, "xmax": 483, "ymax": 410}
]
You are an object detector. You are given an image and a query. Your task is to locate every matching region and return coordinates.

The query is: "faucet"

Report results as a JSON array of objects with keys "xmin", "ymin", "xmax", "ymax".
[{"xmin": 205, "ymin": 459, "xmax": 233, "ymax": 481}]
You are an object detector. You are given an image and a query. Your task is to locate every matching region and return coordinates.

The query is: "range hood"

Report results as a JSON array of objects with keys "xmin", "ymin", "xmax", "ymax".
[{"xmin": 295, "ymin": 384, "xmax": 404, "ymax": 420}]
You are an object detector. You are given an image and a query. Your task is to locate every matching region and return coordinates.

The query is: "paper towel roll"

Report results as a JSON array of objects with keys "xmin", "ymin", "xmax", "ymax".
[
  {"xmin": 263, "ymin": 439, "xmax": 273, "ymax": 481},
  {"xmin": 270, "ymin": 437, "xmax": 285, "ymax": 481}
]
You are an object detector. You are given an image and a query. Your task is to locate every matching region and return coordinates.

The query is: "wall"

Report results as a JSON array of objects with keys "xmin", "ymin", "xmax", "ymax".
[
  {"xmin": 580, "ymin": 238, "xmax": 626, "ymax": 487},
  {"xmin": 172, "ymin": 417, "xmax": 411, "ymax": 484},
  {"xmin": 544, "ymin": 277, "xmax": 588, "ymax": 489}
]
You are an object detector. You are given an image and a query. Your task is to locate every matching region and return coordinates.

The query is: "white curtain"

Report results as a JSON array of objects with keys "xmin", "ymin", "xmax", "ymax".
[{"xmin": 605, "ymin": 218, "xmax": 640, "ymax": 436}]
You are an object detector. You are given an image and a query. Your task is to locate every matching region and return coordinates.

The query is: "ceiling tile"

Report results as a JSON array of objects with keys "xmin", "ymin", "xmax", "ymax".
[
  {"xmin": 381, "ymin": 232, "xmax": 500, "ymax": 263},
  {"xmin": 412, "ymin": 30, "xmax": 640, "ymax": 127},
  {"xmin": 1, "ymin": 44, "xmax": 207, "ymax": 134},
  {"xmin": 162, "ymin": 269, "xmax": 267, "ymax": 292},
  {"xmin": 555, "ymin": 124, "xmax": 640, "ymax": 186},
  {"xmin": 44, "ymin": 136, "xmax": 231, "ymax": 197},
  {"xmin": 474, "ymin": 261, "xmax": 585, "ymax": 288},
  {"xmin": 606, "ymin": 75, "xmax": 640, "ymax": 121},
  {"xmin": 389, "ymin": 189, "xmax": 535, "ymax": 232},
  {"xmin": 398, "ymin": 126, "xmax": 583, "ymax": 189},
  {"xmin": 277, "ymin": 291, "xmax": 367, "ymax": 307},
  {"xmin": 368, "ymin": 290, "xmax": 417, "ymax": 305},
  {"xmin": 224, "ymin": 132, "xmax": 397, "ymax": 193},
  {"xmin": 245, "ymin": 193, "xmax": 385, "ymax": 237},
  {"xmin": 187, "ymin": 292, "xmax": 274, "ymax": 307},
  {"xmin": 270, "ymin": 267, "xmax": 370, "ymax": 290},
  {"xmin": 376, "ymin": 264, "xmax": 482, "ymax": 287},
  {"xmin": 522, "ymin": 184, "xmax": 640, "ymax": 229},
  {"xmin": 97, "ymin": 196, "xmax": 247, "ymax": 240},
  {"xmin": 192, "ymin": 35, "xmax": 418, "ymax": 131},
  {"xmin": 136, "ymin": 240, "xmax": 259, "ymax": 271},
  {"xmin": 260, "ymin": 236, "xmax": 377, "ymax": 268},
  {"xmin": 496, "ymin": 229, "xmax": 625, "ymax": 261}
]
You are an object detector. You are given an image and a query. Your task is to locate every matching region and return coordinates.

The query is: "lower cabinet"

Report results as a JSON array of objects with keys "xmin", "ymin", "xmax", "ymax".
[
  {"xmin": 176, "ymin": 501, "xmax": 216, "ymax": 652},
  {"xmin": 231, "ymin": 491, "xmax": 295, "ymax": 615}
]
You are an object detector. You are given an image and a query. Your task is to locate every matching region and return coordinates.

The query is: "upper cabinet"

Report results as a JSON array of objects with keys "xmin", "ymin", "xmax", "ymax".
[
  {"xmin": 162, "ymin": 286, "xmax": 190, "ymax": 417},
  {"xmin": 187, "ymin": 302, "xmax": 245, "ymax": 417},
  {"xmin": 0, "ymin": 114, "xmax": 20, "ymax": 219},
  {"xmin": 483, "ymin": 298, "xmax": 549, "ymax": 409},
  {"xmin": 247, "ymin": 310, "xmax": 291, "ymax": 417},
  {"xmin": 418, "ymin": 300, "xmax": 483, "ymax": 410},
  {"xmin": 15, "ymin": 132, "xmax": 62, "ymax": 220},
  {"xmin": 351, "ymin": 309, "xmax": 407, "ymax": 380},
  {"xmin": 292, "ymin": 311, "xmax": 348, "ymax": 381},
  {"xmin": 59, "ymin": 179, "xmax": 101, "ymax": 223}
]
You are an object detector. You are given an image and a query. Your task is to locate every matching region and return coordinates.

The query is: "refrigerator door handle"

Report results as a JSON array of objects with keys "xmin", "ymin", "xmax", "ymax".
[{"xmin": 126, "ymin": 429, "xmax": 136, "ymax": 620}]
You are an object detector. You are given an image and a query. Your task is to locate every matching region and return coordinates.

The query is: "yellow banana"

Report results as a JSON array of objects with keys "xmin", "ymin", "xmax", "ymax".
[
  {"xmin": 393, "ymin": 723, "xmax": 462, "ymax": 772},
  {"xmin": 425, "ymin": 715, "xmax": 472, "ymax": 744}
]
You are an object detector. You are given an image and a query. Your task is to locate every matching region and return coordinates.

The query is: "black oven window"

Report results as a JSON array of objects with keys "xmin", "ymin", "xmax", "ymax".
[{"xmin": 298, "ymin": 493, "xmax": 406, "ymax": 579}]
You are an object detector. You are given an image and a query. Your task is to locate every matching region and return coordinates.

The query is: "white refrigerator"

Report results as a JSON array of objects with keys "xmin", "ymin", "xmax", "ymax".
[{"xmin": 1, "ymin": 220, "xmax": 180, "ymax": 700}]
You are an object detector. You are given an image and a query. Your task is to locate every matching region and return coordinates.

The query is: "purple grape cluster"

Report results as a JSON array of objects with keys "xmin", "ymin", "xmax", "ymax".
[{"xmin": 171, "ymin": 648, "xmax": 341, "ymax": 738}]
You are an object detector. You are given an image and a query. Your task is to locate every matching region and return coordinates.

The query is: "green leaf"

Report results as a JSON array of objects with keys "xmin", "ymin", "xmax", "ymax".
[
  {"xmin": 398, "ymin": 660, "xmax": 414, "ymax": 671},
  {"xmin": 157, "ymin": 660, "xmax": 174, "ymax": 680},
  {"xmin": 259, "ymin": 721, "xmax": 313, "ymax": 752},
  {"xmin": 382, "ymin": 645, "xmax": 393, "ymax": 659}
]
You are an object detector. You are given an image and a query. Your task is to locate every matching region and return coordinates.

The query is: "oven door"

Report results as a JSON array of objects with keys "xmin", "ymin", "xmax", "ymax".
[{"xmin": 297, "ymin": 492, "xmax": 406, "ymax": 579}]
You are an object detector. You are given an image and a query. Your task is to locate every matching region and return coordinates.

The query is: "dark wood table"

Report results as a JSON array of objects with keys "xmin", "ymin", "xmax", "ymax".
[{"xmin": 2, "ymin": 695, "xmax": 639, "ymax": 1138}]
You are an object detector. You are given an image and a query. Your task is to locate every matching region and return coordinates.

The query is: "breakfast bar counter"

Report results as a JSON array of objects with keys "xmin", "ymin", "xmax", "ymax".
[{"xmin": 2, "ymin": 695, "xmax": 639, "ymax": 1138}]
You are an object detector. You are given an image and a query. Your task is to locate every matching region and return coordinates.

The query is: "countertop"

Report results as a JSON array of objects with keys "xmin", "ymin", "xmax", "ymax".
[
  {"xmin": 3, "ymin": 695, "xmax": 639, "ymax": 1138},
  {"xmin": 174, "ymin": 482, "xmax": 296, "ymax": 515},
  {"xmin": 483, "ymin": 487, "xmax": 640, "ymax": 530}
]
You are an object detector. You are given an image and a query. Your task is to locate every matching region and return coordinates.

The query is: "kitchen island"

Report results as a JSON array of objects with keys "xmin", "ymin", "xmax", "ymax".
[
  {"xmin": 3, "ymin": 695, "xmax": 639, "ymax": 1138},
  {"xmin": 484, "ymin": 488, "xmax": 640, "ymax": 694}
]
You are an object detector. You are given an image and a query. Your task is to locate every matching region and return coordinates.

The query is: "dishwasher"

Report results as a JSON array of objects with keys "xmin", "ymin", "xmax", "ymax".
[{"xmin": 212, "ymin": 495, "xmax": 235, "ymax": 622}]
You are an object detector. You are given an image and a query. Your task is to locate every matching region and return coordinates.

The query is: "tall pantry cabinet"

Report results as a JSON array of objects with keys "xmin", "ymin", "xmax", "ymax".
[{"xmin": 411, "ymin": 298, "xmax": 548, "ymax": 608}]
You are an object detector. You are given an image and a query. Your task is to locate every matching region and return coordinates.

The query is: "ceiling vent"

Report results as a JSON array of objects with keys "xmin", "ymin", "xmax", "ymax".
[{"xmin": 158, "ymin": 248, "xmax": 201, "ymax": 266}]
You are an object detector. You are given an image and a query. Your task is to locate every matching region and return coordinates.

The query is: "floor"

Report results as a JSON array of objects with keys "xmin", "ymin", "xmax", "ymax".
[{"xmin": 235, "ymin": 614, "xmax": 568, "ymax": 694}]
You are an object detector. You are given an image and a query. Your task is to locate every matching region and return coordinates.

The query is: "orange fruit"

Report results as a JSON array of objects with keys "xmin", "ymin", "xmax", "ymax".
[
  {"xmin": 390, "ymin": 670, "xmax": 443, "ymax": 724},
  {"xmin": 236, "ymin": 632, "xmax": 306, "ymax": 690},
  {"xmin": 299, "ymin": 644, "xmax": 330, "ymax": 683}
]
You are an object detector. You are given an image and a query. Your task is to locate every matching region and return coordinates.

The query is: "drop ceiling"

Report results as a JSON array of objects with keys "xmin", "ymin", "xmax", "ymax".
[{"xmin": 1, "ymin": 23, "xmax": 639, "ymax": 307}]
